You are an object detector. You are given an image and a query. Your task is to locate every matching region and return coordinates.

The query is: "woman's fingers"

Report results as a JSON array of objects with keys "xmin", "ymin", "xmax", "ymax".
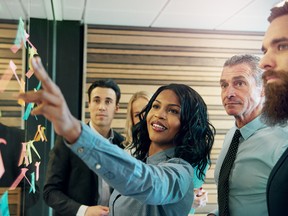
[{"xmin": 18, "ymin": 57, "xmax": 82, "ymax": 143}]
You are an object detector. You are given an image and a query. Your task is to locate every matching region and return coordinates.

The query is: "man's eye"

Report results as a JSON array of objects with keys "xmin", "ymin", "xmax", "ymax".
[
  {"xmin": 236, "ymin": 82, "xmax": 243, "ymax": 87},
  {"xmin": 220, "ymin": 83, "xmax": 227, "ymax": 89},
  {"xmin": 278, "ymin": 44, "xmax": 288, "ymax": 51}
]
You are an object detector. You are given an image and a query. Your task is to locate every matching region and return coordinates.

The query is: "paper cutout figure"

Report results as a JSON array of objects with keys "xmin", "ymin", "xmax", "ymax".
[
  {"xmin": 22, "ymin": 81, "xmax": 42, "ymax": 120},
  {"xmin": 26, "ymin": 141, "xmax": 41, "ymax": 164},
  {"xmin": 34, "ymin": 125, "xmax": 47, "ymax": 142},
  {"xmin": 18, "ymin": 142, "xmax": 29, "ymax": 167},
  {"xmin": 28, "ymin": 46, "xmax": 38, "ymax": 72},
  {"xmin": 9, "ymin": 168, "xmax": 33, "ymax": 191},
  {"xmin": 29, "ymin": 172, "xmax": 36, "ymax": 193},
  {"xmin": 0, "ymin": 191, "xmax": 10, "ymax": 216},
  {"xmin": 35, "ymin": 162, "xmax": 40, "ymax": 181},
  {"xmin": 0, "ymin": 139, "xmax": 7, "ymax": 145},
  {"xmin": 25, "ymin": 32, "xmax": 36, "ymax": 51},
  {"xmin": 0, "ymin": 66, "xmax": 13, "ymax": 93},
  {"xmin": 25, "ymin": 69, "xmax": 34, "ymax": 79},
  {"xmin": 10, "ymin": 17, "xmax": 26, "ymax": 53},
  {"xmin": 0, "ymin": 139, "xmax": 7, "ymax": 178},
  {"xmin": 23, "ymin": 103, "xmax": 34, "ymax": 121},
  {"xmin": 0, "ymin": 152, "xmax": 5, "ymax": 179},
  {"xmin": 18, "ymin": 141, "xmax": 41, "ymax": 167},
  {"xmin": 17, "ymin": 78, "xmax": 26, "ymax": 107},
  {"xmin": 9, "ymin": 60, "xmax": 24, "ymax": 92}
]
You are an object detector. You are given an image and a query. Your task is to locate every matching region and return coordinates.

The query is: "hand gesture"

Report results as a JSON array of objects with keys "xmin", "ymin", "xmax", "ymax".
[
  {"xmin": 18, "ymin": 57, "xmax": 81, "ymax": 143},
  {"xmin": 85, "ymin": 205, "xmax": 109, "ymax": 216}
]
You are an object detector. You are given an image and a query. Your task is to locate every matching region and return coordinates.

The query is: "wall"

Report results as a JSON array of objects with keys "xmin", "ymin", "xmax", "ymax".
[{"xmin": 0, "ymin": 21, "xmax": 24, "ymax": 128}]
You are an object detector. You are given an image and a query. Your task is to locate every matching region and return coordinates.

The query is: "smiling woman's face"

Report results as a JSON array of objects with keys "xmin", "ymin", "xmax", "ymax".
[{"xmin": 146, "ymin": 89, "xmax": 181, "ymax": 147}]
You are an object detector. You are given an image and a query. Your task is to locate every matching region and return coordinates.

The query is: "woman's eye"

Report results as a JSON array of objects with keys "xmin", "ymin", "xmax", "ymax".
[{"xmin": 168, "ymin": 109, "xmax": 179, "ymax": 114}]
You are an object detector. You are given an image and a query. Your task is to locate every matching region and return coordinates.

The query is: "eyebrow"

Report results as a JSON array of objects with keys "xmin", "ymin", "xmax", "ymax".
[
  {"xmin": 154, "ymin": 99, "xmax": 181, "ymax": 108},
  {"xmin": 93, "ymin": 96, "xmax": 113, "ymax": 101},
  {"xmin": 220, "ymin": 75, "xmax": 246, "ymax": 83},
  {"xmin": 261, "ymin": 37, "xmax": 288, "ymax": 52}
]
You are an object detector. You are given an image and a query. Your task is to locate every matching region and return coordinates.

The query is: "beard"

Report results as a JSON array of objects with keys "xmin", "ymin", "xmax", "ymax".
[{"xmin": 262, "ymin": 70, "xmax": 288, "ymax": 126}]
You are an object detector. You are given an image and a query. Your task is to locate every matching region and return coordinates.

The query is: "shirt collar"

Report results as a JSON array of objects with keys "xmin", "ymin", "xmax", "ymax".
[
  {"xmin": 146, "ymin": 147, "xmax": 176, "ymax": 165},
  {"xmin": 237, "ymin": 115, "xmax": 266, "ymax": 140},
  {"xmin": 88, "ymin": 121, "xmax": 114, "ymax": 143}
]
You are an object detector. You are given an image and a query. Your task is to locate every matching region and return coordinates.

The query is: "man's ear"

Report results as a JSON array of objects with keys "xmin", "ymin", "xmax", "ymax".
[
  {"xmin": 115, "ymin": 103, "xmax": 120, "ymax": 112},
  {"xmin": 261, "ymin": 86, "xmax": 265, "ymax": 97}
]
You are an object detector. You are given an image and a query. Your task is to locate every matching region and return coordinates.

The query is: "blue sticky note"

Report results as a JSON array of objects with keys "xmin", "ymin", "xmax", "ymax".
[{"xmin": 0, "ymin": 191, "xmax": 10, "ymax": 216}]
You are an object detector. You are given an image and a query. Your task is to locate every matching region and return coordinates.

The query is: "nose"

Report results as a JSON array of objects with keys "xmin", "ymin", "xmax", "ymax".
[
  {"xmin": 154, "ymin": 109, "xmax": 167, "ymax": 119},
  {"xmin": 98, "ymin": 101, "xmax": 107, "ymax": 110},
  {"xmin": 259, "ymin": 52, "xmax": 276, "ymax": 71},
  {"xmin": 225, "ymin": 85, "xmax": 236, "ymax": 99}
]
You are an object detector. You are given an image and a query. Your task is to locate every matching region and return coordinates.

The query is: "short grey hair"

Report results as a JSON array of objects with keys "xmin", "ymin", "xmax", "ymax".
[{"xmin": 223, "ymin": 54, "xmax": 263, "ymax": 87}]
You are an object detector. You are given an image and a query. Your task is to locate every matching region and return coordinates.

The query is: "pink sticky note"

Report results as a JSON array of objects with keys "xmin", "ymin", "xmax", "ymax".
[
  {"xmin": 0, "ymin": 139, "xmax": 7, "ymax": 178},
  {"xmin": 9, "ymin": 168, "xmax": 29, "ymax": 190},
  {"xmin": 25, "ymin": 69, "xmax": 34, "ymax": 78},
  {"xmin": 35, "ymin": 162, "xmax": 40, "ymax": 181},
  {"xmin": 9, "ymin": 60, "xmax": 24, "ymax": 92},
  {"xmin": 0, "ymin": 138, "xmax": 7, "ymax": 145},
  {"xmin": 0, "ymin": 152, "xmax": 5, "ymax": 178},
  {"xmin": 10, "ymin": 44, "xmax": 21, "ymax": 53},
  {"xmin": 18, "ymin": 142, "xmax": 28, "ymax": 166},
  {"xmin": 0, "ymin": 68, "xmax": 13, "ymax": 93},
  {"xmin": 9, "ymin": 60, "xmax": 17, "ymax": 71}
]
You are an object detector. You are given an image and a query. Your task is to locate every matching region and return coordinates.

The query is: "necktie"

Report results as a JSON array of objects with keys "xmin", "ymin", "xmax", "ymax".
[{"xmin": 218, "ymin": 129, "xmax": 241, "ymax": 216}]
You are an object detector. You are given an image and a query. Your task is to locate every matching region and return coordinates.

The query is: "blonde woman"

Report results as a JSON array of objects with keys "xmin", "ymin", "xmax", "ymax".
[{"xmin": 122, "ymin": 91, "xmax": 151, "ymax": 149}]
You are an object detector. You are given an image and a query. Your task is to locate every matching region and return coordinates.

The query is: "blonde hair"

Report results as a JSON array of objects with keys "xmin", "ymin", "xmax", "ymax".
[{"xmin": 122, "ymin": 91, "xmax": 151, "ymax": 147}]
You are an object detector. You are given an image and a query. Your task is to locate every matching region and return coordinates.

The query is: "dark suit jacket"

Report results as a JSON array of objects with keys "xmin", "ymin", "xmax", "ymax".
[
  {"xmin": 43, "ymin": 129, "xmax": 124, "ymax": 216},
  {"xmin": 0, "ymin": 123, "xmax": 40, "ymax": 214},
  {"xmin": 267, "ymin": 147, "xmax": 288, "ymax": 216}
]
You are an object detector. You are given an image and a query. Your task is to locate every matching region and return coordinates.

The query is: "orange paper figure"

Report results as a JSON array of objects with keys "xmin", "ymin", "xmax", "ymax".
[
  {"xmin": 18, "ymin": 142, "xmax": 29, "ymax": 167},
  {"xmin": 34, "ymin": 125, "xmax": 47, "ymax": 142}
]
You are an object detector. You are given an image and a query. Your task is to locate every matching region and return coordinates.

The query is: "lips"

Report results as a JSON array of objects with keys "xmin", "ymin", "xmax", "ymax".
[
  {"xmin": 96, "ymin": 113, "xmax": 107, "ymax": 117},
  {"xmin": 263, "ymin": 70, "xmax": 280, "ymax": 84},
  {"xmin": 224, "ymin": 100, "xmax": 240, "ymax": 106},
  {"xmin": 151, "ymin": 121, "xmax": 167, "ymax": 132},
  {"xmin": 265, "ymin": 76, "xmax": 280, "ymax": 84}
]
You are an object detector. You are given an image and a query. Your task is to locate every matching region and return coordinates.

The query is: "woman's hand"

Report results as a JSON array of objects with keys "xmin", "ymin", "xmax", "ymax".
[{"xmin": 18, "ymin": 57, "xmax": 81, "ymax": 144}]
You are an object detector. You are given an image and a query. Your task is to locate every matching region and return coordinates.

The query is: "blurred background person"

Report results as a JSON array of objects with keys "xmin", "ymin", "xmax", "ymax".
[
  {"xmin": 43, "ymin": 79, "xmax": 124, "ymax": 216},
  {"xmin": 122, "ymin": 91, "xmax": 151, "ymax": 150}
]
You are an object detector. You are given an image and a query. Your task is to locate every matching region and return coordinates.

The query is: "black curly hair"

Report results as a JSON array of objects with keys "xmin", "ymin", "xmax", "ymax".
[{"xmin": 131, "ymin": 83, "xmax": 215, "ymax": 181}]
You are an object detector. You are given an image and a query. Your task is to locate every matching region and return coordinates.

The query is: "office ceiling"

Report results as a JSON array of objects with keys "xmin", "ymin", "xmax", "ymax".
[{"xmin": 0, "ymin": 0, "xmax": 282, "ymax": 32}]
